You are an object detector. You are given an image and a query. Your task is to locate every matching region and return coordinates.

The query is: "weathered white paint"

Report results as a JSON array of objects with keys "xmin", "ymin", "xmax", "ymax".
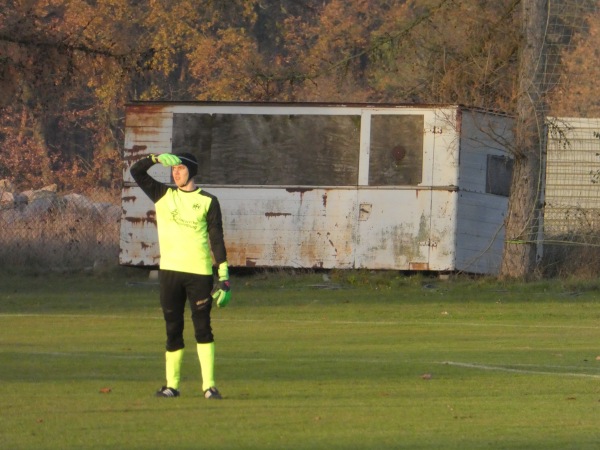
[
  {"xmin": 120, "ymin": 102, "xmax": 513, "ymax": 274},
  {"xmin": 454, "ymin": 110, "xmax": 513, "ymax": 274}
]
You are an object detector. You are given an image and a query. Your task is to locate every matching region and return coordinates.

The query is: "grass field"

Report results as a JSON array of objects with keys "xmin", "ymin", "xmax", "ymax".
[{"xmin": 1, "ymin": 269, "xmax": 600, "ymax": 449}]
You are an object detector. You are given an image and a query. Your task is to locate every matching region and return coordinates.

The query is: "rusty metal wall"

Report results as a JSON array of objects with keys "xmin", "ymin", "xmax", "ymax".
[{"xmin": 120, "ymin": 102, "xmax": 513, "ymax": 274}]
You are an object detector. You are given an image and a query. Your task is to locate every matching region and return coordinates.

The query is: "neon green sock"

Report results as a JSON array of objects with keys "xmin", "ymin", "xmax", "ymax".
[
  {"xmin": 196, "ymin": 342, "xmax": 215, "ymax": 391},
  {"xmin": 165, "ymin": 349, "xmax": 184, "ymax": 390}
]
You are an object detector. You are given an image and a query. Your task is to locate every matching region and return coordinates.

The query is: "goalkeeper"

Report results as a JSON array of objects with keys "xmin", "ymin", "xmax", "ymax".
[{"xmin": 130, "ymin": 152, "xmax": 231, "ymax": 399}]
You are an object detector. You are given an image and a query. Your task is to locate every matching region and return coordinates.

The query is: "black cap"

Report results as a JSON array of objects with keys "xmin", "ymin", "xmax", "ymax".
[{"xmin": 174, "ymin": 152, "xmax": 198, "ymax": 178}]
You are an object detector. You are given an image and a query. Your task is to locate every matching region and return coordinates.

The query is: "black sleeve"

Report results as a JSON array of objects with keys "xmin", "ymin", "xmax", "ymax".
[
  {"xmin": 206, "ymin": 197, "xmax": 228, "ymax": 265},
  {"xmin": 130, "ymin": 156, "xmax": 169, "ymax": 203}
]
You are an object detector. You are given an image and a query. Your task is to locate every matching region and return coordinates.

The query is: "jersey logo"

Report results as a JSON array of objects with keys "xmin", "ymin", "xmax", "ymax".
[{"xmin": 170, "ymin": 209, "xmax": 201, "ymax": 231}]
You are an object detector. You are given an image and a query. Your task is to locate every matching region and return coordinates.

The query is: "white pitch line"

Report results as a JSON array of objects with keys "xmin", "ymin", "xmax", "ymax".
[
  {"xmin": 22, "ymin": 351, "xmax": 153, "ymax": 360},
  {"xmin": 7, "ymin": 352, "xmax": 391, "ymax": 365},
  {"xmin": 6, "ymin": 350, "xmax": 600, "ymax": 377},
  {"xmin": 1, "ymin": 314, "xmax": 600, "ymax": 331},
  {"xmin": 440, "ymin": 361, "xmax": 600, "ymax": 379},
  {"xmin": 220, "ymin": 318, "xmax": 600, "ymax": 330}
]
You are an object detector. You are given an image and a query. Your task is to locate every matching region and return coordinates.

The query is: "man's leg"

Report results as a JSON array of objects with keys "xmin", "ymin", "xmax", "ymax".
[
  {"xmin": 196, "ymin": 342, "xmax": 215, "ymax": 391},
  {"xmin": 187, "ymin": 274, "xmax": 221, "ymax": 398},
  {"xmin": 156, "ymin": 270, "xmax": 186, "ymax": 397},
  {"xmin": 165, "ymin": 348, "xmax": 184, "ymax": 390}
]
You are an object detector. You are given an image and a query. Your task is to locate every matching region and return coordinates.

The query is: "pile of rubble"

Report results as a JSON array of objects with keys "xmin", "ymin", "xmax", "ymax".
[{"xmin": 0, "ymin": 179, "xmax": 121, "ymax": 224}]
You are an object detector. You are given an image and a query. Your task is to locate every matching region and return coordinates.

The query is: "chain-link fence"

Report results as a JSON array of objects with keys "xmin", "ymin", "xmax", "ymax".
[{"xmin": 0, "ymin": 179, "xmax": 121, "ymax": 273}]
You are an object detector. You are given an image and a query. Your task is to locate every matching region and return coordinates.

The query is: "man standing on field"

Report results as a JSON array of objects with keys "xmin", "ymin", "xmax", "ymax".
[{"xmin": 130, "ymin": 152, "xmax": 231, "ymax": 399}]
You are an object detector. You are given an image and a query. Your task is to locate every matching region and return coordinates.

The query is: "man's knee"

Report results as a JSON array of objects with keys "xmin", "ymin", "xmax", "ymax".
[
  {"xmin": 165, "ymin": 316, "xmax": 184, "ymax": 350},
  {"xmin": 194, "ymin": 329, "xmax": 214, "ymax": 343}
]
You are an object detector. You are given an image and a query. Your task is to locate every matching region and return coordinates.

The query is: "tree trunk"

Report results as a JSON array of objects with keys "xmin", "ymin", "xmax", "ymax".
[{"xmin": 500, "ymin": 0, "xmax": 548, "ymax": 279}]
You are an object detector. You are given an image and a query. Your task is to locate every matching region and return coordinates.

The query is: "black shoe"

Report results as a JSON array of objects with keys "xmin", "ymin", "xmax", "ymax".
[
  {"xmin": 155, "ymin": 386, "xmax": 180, "ymax": 398},
  {"xmin": 204, "ymin": 387, "xmax": 222, "ymax": 399}
]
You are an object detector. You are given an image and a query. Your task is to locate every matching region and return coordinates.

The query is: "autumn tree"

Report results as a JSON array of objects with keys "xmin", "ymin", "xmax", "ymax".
[
  {"xmin": 549, "ymin": 5, "xmax": 600, "ymax": 117},
  {"xmin": 265, "ymin": 0, "xmax": 522, "ymax": 107},
  {"xmin": 499, "ymin": 0, "xmax": 548, "ymax": 279},
  {"xmin": 0, "ymin": 0, "xmax": 152, "ymax": 193}
]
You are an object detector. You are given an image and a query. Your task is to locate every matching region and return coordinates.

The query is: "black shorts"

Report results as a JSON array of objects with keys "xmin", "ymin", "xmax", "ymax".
[{"xmin": 159, "ymin": 270, "xmax": 214, "ymax": 351}]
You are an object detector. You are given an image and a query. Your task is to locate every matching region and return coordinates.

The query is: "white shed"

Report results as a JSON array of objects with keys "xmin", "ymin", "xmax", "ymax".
[{"xmin": 120, "ymin": 102, "xmax": 513, "ymax": 274}]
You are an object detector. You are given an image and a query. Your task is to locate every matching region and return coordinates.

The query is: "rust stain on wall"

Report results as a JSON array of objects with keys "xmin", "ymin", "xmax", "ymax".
[
  {"xmin": 225, "ymin": 242, "xmax": 265, "ymax": 267},
  {"xmin": 125, "ymin": 210, "xmax": 156, "ymax": 226},
  {"xmin": 124, "ymin": 145, "xmax": 148, "ymax": 162},
  {"xmin": 286, "ymin": 187, "xmax": 313, "ymax": 203},
  {"xmin": 126, "ymin": 104, "xmax": 168, "ymax": 114},
  {"xmin": 286, "ymin": 188, "xmax": 313, "ymax": 194}
]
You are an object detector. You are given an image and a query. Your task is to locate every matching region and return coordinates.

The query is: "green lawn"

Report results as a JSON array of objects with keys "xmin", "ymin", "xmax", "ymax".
[{"xmin": 1, "ymin": 270, "xmax": 600, "ymax": 449}]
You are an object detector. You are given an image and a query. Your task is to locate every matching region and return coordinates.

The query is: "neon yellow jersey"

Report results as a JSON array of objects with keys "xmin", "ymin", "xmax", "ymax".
[
  {"xmin": 155, "ymin": 188, "xmax": 214, "ymax": 274},
  {"xmin": 130, "ymin": 156, "xmax": 227, "ymax": 275}
]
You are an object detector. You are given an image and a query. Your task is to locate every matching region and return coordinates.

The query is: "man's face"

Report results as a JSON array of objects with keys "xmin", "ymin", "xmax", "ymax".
[{"xmin": 172, "ymin": 164, "xmax": 190, "ymax": 188}]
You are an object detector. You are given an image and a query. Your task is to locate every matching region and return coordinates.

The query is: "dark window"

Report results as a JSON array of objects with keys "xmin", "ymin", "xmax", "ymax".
[
  {"xmin": 486, "ymin": 155, "xmax": 513, "ymax": 196},
  {"xmin": 172, "ymin": 113, "xmax": 360, "ymax": 185},
  {"xmin": 368, "ymin": 115, "xmax": 424, "ymax": 186}
]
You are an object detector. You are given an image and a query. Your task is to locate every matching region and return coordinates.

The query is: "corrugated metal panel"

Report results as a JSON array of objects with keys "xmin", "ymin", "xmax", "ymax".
[
  {"xmin": 354, "ymin": 188, "xmax": 452, "ymax": 270},
  {"xmin": 454, "ymin": 191, "xmax": 506, "ymax": 274},
  {"xmin": 454, "ymin": 110, "xmax": 513, "ymax": 274},
  {"xmin": 120, "ymin": 185, "xmax": 357, "ymax": 269},
  {"xmin": 545, "ymin": 117, "xmax": 600, "ymax": 235},
  {"xmin": 123, "ymin": 105, "xmax": 174, "ymax": 184},
  {"xmin": 220, "ymin": 187, "xmax": 356, "ymax": 268},
  {"xmin": 120, "ymin": 186, "xmax": 160, "ymax": 266}
]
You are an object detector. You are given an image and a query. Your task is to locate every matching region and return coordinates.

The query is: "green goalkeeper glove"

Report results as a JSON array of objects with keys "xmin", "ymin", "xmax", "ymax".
[
  {"xmin": 211, "ymin": 262, "xmax": 231, "ymax": 308},
  {"xmin": 151, "ymin": 153, "xmax": 182, "ymax": 167}
]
